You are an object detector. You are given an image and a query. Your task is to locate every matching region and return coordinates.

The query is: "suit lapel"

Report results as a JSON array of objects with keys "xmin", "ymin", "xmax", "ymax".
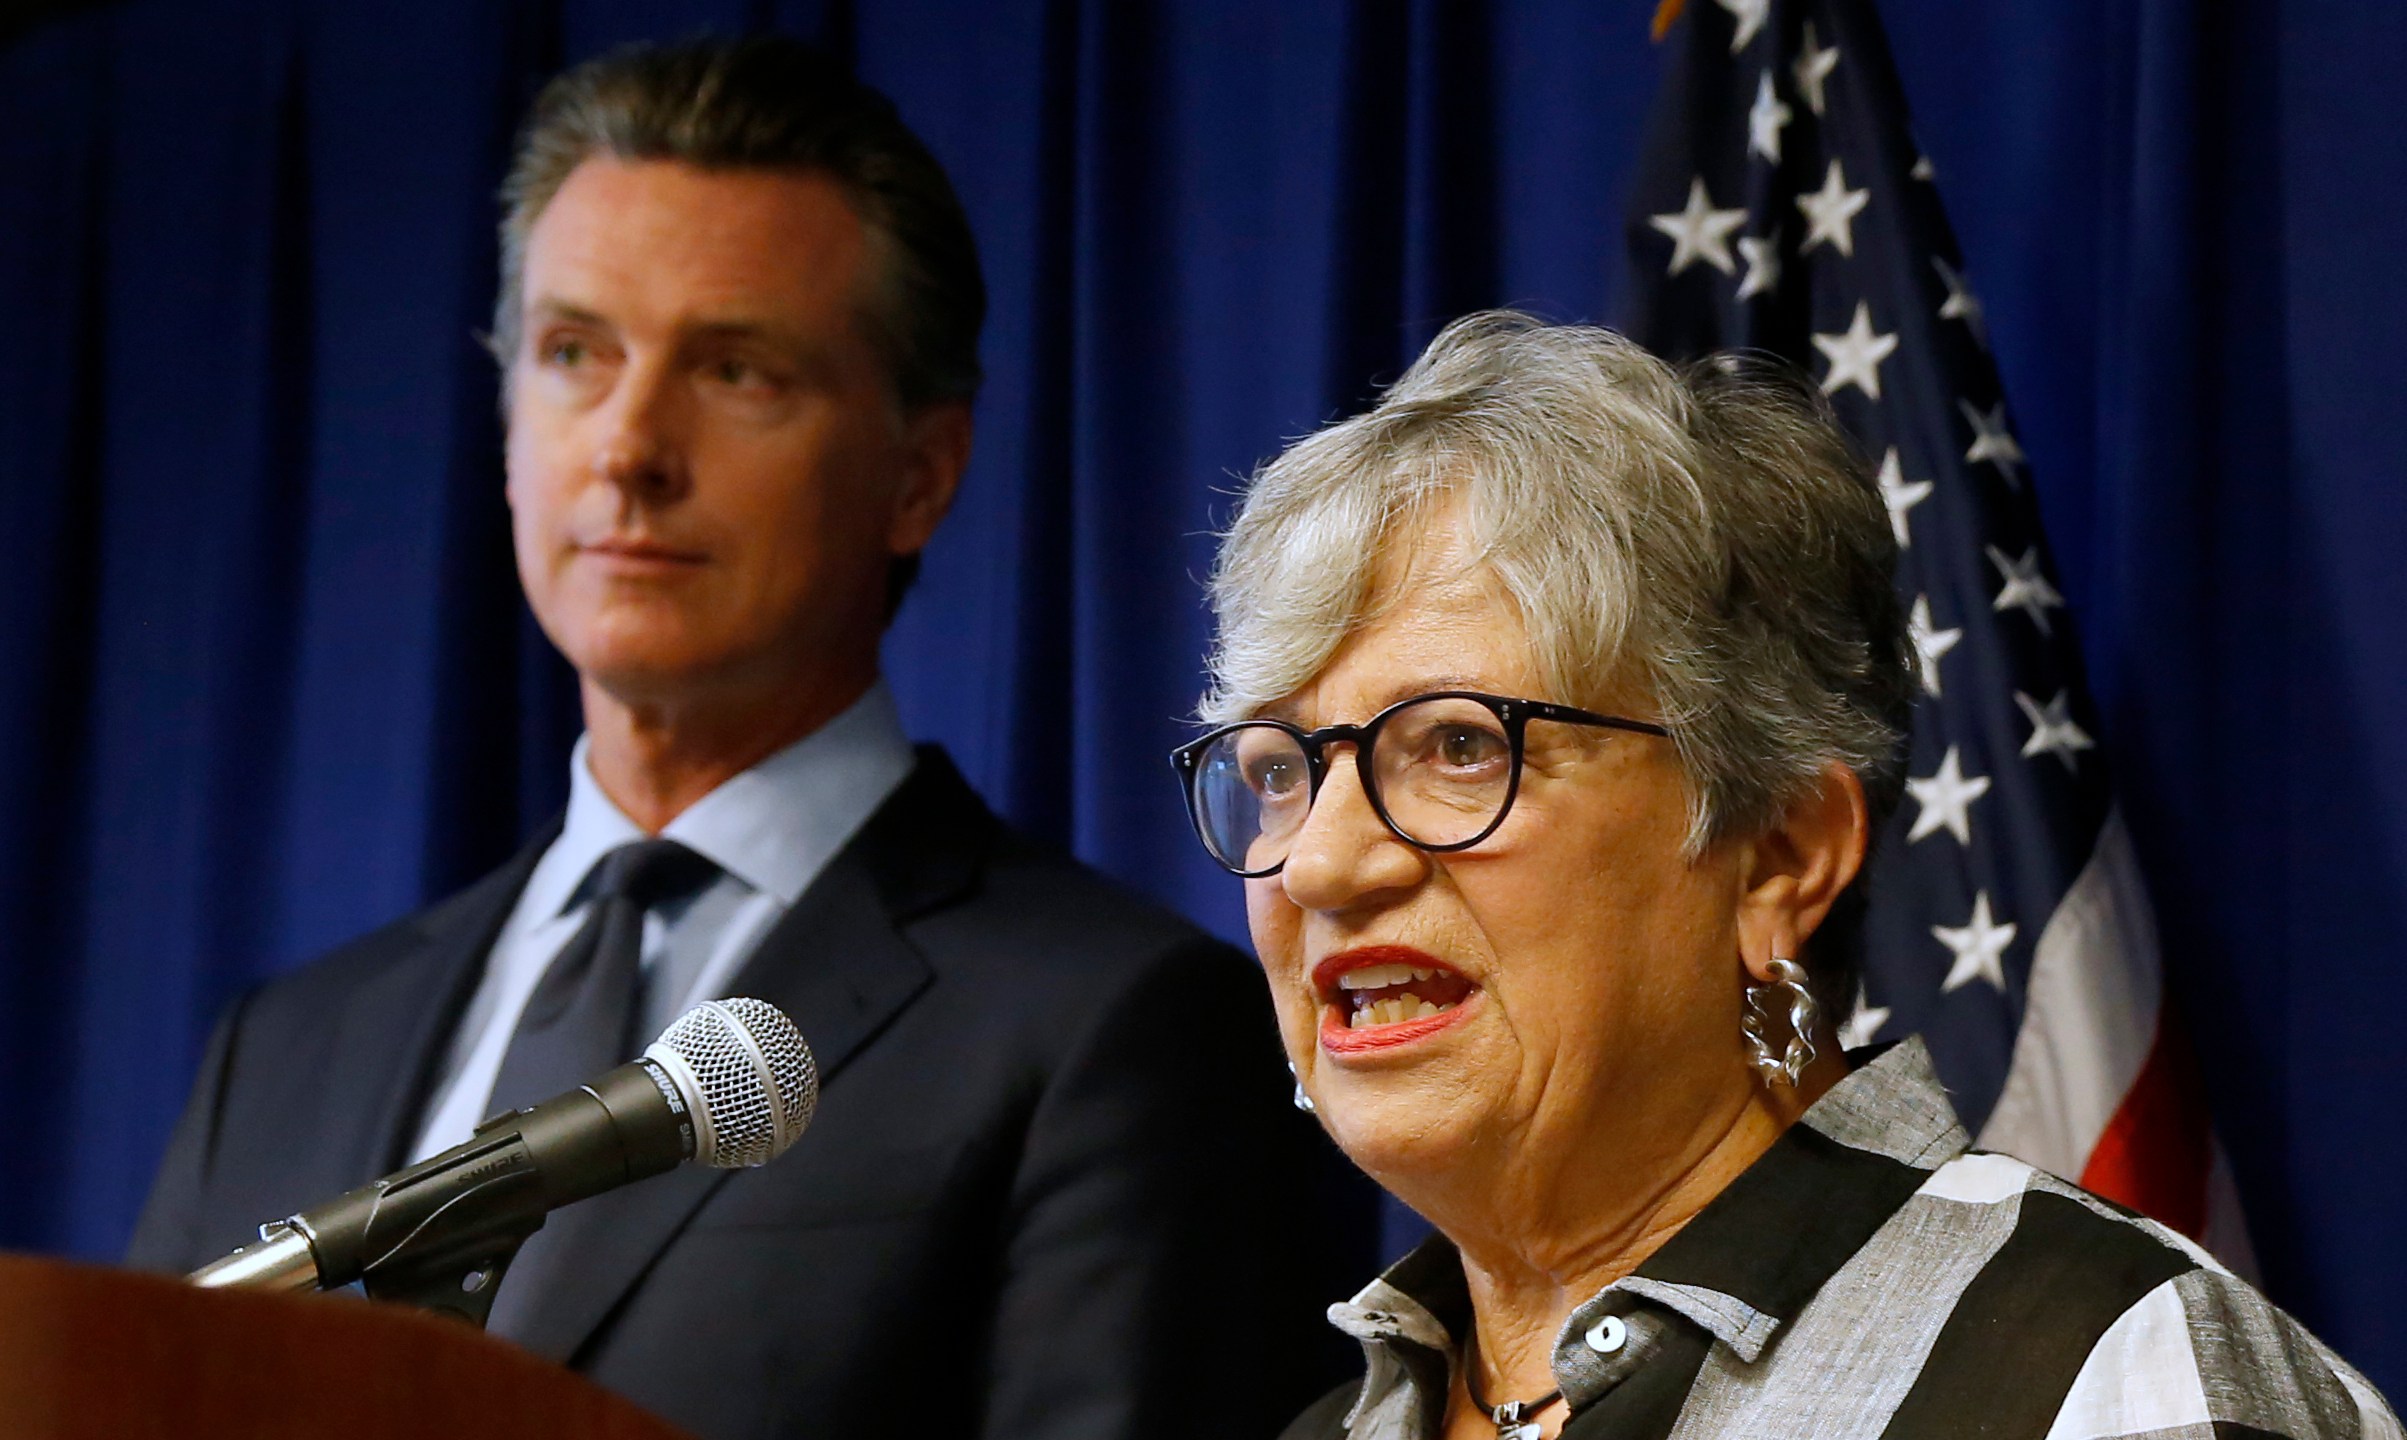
[
  {"xmin": 503, "ymin": 749, "xmax": 992, "ymax": 1361},
  {"xmin": 332, "ymin": 825, "xmax": 560, "ymax": 1185}
]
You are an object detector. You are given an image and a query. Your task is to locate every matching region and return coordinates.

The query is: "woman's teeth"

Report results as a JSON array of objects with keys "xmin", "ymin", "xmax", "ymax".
[
  {"xmin": 1348, "ymin": 995, "xmax": 1450, "ymax": 1028},
  {"xmin": 1331, "ymin": 959, "xmax": 1471, "ymax": 1029},
  {"xmin": 1338, "ymin": 963, "xmax": 1441, "ymax": 990}
]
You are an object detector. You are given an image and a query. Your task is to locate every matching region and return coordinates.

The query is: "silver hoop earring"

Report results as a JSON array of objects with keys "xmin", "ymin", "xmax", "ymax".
[
  {"xmin": 1742, "ymin": 956, "xmax": 1820, "ymax": 1088},
  {"xmin": 1288, "ymin": 1061, "xmax": 1316, "ymax": 1114}
]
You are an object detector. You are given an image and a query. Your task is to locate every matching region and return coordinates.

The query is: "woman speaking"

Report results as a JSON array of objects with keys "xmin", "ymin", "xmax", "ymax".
[{"xmin": 1171, "ymin": 313, "xmax": 2396, "ymax": 1440}]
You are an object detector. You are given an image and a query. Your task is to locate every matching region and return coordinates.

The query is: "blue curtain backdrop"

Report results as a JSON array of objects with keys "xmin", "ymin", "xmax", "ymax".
[{"xmin": 4, "ymin": 0, "xmax": 2404, "ymax": 1398}]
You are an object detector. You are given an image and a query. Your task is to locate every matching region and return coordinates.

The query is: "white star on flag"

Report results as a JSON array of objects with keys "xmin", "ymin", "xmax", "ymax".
[
  {"xmin": 1737, "ymin": 231, "xmax": 1783, "ymax": 301},
  {"xmin": 1906, "ymin": 745, "xmax": 1992, "ymax": 845},
  {"xmin": 1813, "ymin": 301, "xmax": 1899, "ymax": 399},
  {"xmin": 2015, "ymin": 690, "xmax": 2095, "ymax": 770},
  {"xmin": 1934, "ymin": 891, "xmax": 2017, "ymax": 994},
  {"xmin": 1987, "ymin": 544, "xmax": 2065, "ymax": 635},
  {"xmin": 1792, "ymin": 21, "xmax": 1841, "ymax": 115},
  {"xmin": 1908, "ymin": 595, "xmax": 1962, "ymax": 697},
  {"xmin": 1796, "ymin": 159, "xmax": 1871, "ymax": 258},
  {"xmin": 1650, "ymin": 177, "xmax": 1749, "ymax": 277},
  {"xmin": 1911, "ymin": 153, "xmax": 1935, "ymax": 181},
  {"xmin": 1876, "ymin": 447, "xmax": 1933, "ymax": 547},
  {"xmin": 1837, "ymin": 982, "xmax": 1891, "ymax": 1049},
  {"xmin": 1934, "ymin": 256, "xmax": 1987, "ymax": 347},
  {"xmin": 1959, "ymin": 399, "xmax": 2026, "ymax": 485},
  {"xmin": 1718, "ymin": 0, "xmax": 1770, "ymax": 53},
  {"xmin": 1748, "ymin": 70, "xmax": 1793, "ymax": 164}
]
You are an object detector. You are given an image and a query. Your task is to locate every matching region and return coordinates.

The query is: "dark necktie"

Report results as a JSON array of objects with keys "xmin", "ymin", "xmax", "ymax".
[{"xmin": 486, "ymin": 838, "xmax": 719, "ymax": 1120}]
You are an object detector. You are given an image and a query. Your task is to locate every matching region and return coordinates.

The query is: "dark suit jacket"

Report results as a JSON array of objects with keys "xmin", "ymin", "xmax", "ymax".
[{"xmin": 129, "ymin": 748, "xmax": 1358, "ymax": 1440}]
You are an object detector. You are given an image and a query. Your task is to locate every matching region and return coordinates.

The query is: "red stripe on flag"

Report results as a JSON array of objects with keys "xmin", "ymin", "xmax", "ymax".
[{"xmin": 2078, "ymin": 1013, "xmax": 2212, "ymax": 1237}]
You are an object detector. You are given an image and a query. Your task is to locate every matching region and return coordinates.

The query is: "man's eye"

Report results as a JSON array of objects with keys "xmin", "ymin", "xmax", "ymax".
[
  {"xmin": 542, "ymin": 338, "xmax": 588, "ymax": 367},
  {"xmin": 710, "ymin": 357, "xmax": 781, "ymax": 390}
]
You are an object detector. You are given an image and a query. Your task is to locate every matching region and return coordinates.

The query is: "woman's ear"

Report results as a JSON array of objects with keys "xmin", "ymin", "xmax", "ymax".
[{"xmin": 1735, "ymin": 762, "xmax": 1870, "ymax": 985}]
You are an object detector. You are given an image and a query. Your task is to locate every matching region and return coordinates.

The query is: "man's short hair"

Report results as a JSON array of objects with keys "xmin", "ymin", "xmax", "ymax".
[{"xmin": 492, "ymin": 35, "xmax": 986, "ymax": 415}]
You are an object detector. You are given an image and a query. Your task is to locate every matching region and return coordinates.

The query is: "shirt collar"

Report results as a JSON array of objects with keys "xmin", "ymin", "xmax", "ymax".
[
  {"xmin": 1327, "ymin": 1038, "xmax": 1970, "ymax": 1408},
  {"xmin": 1324, "ymin": 1242, "xmax": 1465, "ymax": 1435},
  {"xmin": 658, "ymin": 681, "xmax": 915, "ymax": 904},
  {"xmin": 1613, "ymin": 1038, "xmax": 1968, "ymax": 1351},
  {"xmin": 524, "ymin": 680, "xmax": 917, "ymax": 919}
]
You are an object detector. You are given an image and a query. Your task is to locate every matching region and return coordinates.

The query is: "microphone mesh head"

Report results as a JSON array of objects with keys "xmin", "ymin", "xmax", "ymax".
[{"xmin": 647, "ymin": 998, "xmax": 818, "ymax": 1169}]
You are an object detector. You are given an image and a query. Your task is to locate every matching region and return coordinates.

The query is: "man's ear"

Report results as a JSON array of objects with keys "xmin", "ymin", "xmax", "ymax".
[
  {"xmin": 887, "ymin": 400, "xmax": 973, "ymax": 557},
  {"xmin": 1734, "ymin": 762, "xmax": 1870, "ymax": 984}
]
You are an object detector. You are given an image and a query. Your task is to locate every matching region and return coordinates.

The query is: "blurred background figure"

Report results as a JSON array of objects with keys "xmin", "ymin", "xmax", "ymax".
[{"xmin": 116, "ymin": 35, "xmax": 1349, "ymax": 1440}]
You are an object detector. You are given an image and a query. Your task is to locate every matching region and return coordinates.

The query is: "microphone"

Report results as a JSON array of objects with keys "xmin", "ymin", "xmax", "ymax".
[{"xmin": 186, "ymin": 998, "xmax": 816, "ymax": 1321}]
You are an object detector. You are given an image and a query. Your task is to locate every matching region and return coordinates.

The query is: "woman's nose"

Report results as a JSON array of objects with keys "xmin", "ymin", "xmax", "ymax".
[{"xmin": 1279, "ymin": 755, "xmax": 1426, "ymax": 912}]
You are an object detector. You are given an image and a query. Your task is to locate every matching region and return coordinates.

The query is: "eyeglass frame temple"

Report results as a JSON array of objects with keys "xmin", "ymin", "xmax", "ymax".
[{"xmin": 1165, "ymin": 690, "xmax": 1670, "ymax": 877}]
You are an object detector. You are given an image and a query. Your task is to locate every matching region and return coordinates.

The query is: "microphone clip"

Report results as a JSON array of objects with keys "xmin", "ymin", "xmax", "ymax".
[
  {"xmin": 360, "ymin": 1226, "xmax": 536, "ymax": 1330},
  {"xmin": 313, "ymin": 1118, "xmax": 556, "ymax": 1328}
]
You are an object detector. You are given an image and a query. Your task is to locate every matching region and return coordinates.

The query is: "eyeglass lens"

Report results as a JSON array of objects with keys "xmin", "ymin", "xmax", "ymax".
[{"xmin": 1190, "ymin": 696, "xmax": 1516, "ymax": 873}]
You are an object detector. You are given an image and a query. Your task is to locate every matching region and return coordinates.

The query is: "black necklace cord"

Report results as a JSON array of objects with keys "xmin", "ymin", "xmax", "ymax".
[{"xmin": 1463, "ymin": 1331, "xmax": 1565, "ymax": 1434}]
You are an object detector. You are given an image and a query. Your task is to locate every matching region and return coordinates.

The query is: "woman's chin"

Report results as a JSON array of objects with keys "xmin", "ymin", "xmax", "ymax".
[{"xmin": 1314, "ymin": 1078, "xmax": 1496, "ymax": 1194}]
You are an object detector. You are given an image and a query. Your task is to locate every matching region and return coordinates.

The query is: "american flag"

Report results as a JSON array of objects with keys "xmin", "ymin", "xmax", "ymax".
[{"xmin": 1621, "ymin": 0, "xmax": 2251, "ymax": 1265}]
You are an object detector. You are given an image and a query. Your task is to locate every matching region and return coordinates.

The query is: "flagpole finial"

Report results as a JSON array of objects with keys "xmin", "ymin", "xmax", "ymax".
[{"xmin": 1652, "ymin": 0, "xmax": 1687, "ymax": 42}]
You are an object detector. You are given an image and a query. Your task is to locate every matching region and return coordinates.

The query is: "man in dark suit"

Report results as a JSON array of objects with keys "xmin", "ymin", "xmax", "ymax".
[{"xmin": 128, "ymin": 37, "xmax": 1351, "ymax": 1440}]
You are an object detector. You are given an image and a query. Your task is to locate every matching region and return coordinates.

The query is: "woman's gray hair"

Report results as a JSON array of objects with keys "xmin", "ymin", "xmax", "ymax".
[{"xmin": 1202, "ymin": 311, "xmax": 1913, "ymax": 1012}]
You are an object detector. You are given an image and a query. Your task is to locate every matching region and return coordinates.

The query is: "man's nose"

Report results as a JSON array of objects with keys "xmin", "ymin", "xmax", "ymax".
[
  {"xmin": 1278, "ymin": 753, "xmax": 1426, "ymax": 913},
  {"xmin": 590, "ymin": 360, "xmax": 691, "ymax": 504}
]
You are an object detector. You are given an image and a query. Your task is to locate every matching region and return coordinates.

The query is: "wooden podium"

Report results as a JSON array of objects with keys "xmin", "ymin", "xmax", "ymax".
[{"xmin": 0, "ymin": 1253, "xmax": 690, "ymax": 1439}]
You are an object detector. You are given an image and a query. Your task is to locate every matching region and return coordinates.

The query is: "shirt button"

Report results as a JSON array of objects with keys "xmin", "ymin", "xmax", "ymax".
[{"xmin": 1585, "ymin": 1315, "xmax": 1628, "ymax": 1354}]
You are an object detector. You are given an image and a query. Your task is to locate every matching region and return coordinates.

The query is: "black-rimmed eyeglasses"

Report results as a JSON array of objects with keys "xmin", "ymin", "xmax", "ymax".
[{"xmin": 1167, "ymin": 690, "xmax": 1670, "ymax": 878}]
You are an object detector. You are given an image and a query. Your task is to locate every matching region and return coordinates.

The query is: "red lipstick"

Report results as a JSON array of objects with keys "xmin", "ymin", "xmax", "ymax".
[{"xmin": 1314, "ymin": 944, "xmax": 1478, "ymax": 1056}]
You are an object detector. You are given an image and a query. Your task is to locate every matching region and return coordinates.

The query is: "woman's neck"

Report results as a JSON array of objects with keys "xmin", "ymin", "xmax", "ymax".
[{"xmin": 1439, "ymin": 1053, "xmax": 1843, "ymax": 1429}]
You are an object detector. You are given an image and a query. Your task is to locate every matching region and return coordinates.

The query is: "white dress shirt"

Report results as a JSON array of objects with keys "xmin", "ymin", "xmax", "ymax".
[{"xmin": 407, "ymin": 681, "xmax": 916, "ymax": 1162}]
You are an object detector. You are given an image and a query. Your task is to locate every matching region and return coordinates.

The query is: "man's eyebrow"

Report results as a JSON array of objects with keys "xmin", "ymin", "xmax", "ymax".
[
  {"xmin": 525, "ymin": 300, "xmax": 609, "ymax": 327},
  {"xmin": 524, "ymin": 305, "xmax": 797, "ymax": 344},
  {"xmin": 681, "ymin": 319, "xmax": 818, "ymax": 353},
  {"xmin": 687, "ymin": 318, "xmax": 780, "ymax": 338},
  {"xmin": 681, "ymin": 321, "xmax": 849, "ymax": 377},
  {"xmin": 517, "ymin": 305, "xmax": 842, "ymax": 374}
]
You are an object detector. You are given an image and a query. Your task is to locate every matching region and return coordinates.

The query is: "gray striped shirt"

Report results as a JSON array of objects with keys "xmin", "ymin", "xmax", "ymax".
[{"xmin": 1286, "ymin": 1039, "xmax": 2399, "ymax": 1440}]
